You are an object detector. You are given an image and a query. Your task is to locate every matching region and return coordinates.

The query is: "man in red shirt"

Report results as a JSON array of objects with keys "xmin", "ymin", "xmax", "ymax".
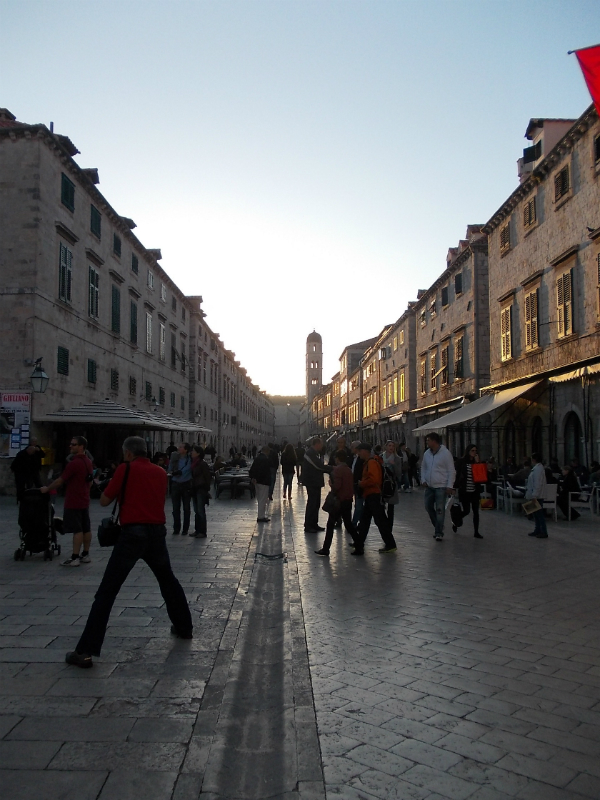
[
  {"xmin": 41, "ymin": 435, "xmax": 93, "ymax": 567},
  {"xmin": 65, "ymin": 436, "xmax": 192, "ymax": 668}
]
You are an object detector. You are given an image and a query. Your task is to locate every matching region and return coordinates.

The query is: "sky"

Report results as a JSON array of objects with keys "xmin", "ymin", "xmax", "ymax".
[{"xmin": 1, "ymin": 0, "xmax": 598, "ymax": 395}]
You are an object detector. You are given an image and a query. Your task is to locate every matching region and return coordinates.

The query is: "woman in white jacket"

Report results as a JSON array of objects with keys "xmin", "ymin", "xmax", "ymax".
[{"xmin": 525, "ymin": 453, "xmax": 548, "ymax": 539}]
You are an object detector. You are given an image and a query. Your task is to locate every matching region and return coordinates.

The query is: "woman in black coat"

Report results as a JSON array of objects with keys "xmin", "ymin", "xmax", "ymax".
[
  {"xmin": 453, "ymin": 443, "xmax": 483, "ymax": 539},
  {"xmin": 557, "ymin": 465, "xmax": 580, "ymax": 520}
]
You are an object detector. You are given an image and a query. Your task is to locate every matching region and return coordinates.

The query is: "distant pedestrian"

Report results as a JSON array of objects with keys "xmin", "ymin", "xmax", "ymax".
[
  {"xmin": 250, "ymin": 446, "xmax": 272, "ymax": 522},
  {"xmin": 64, "ymin": 436, "xmax": 192, "ymax": 668},
  {"xmin": 41, "ymin": 435, "xmax": 93, "ymax": 566},
  {"xmin": 267, "ymin": 443, "xmax": 279, "ymax": 501},
  {"xmin": 168, "ymin": 443, "xmax": 192, "ymax": 535},
  {"xmin": 420, "ymin": 433, "xmax": 456, "ymax": 541},
  {"xmin": 251, "ymin": 445, "xmax": 257, "ymax": 459},
  {"xmin": 382, "ymin": 441, "xmax": 403, "ymax": 530},
  {"xmin": 557, "ymin": 465, "xmax": 580, "ymax": 520},
  {"xmin": 526, "ymin": 453, "xmax": 548, "ymax": 539},
  {"xmin": 166, "ymin": 441, "xmax": 177, "ymax": 459},
  {"xmin": 454, "ymin": 444, "xmax": 484, "ymax": 539},
  {"xmin": 205, "ymin": 444, "xmax": 216, "ymax": 463},
  {"xmin": 191, "ymin": 445, "xmax": 211, "ymax": 537},
  {"xmin": 10, "ymin": 439, "xmax": 44, "ymax": 501},
  {"xmin": 315, "ymin": 452, "xmax": 357, "ymax": 557},
  {"xmin": 351, "ymin": 443, "xmax": 397, "ymax": 555},
  {"xmin": 280, "ymin": 443, "xmax": 297, "ymax": 500},
  {"xmin": 350, "ymin": 440, "xmax": 364, "ymax": 526},
  {"xmin": 303, "ymin": 437, "xmax": 330, "ymax": 533},
  {"xmin": 241, "ymin": 445, "xmax": 247, "ymax": 457},
  {"xmin": 295, "ymin": 442, "xmax": 305, "ymax": 483},
  {"xmin": 398, "ymin": 442, "xmax": 412, "ymax": 492}
]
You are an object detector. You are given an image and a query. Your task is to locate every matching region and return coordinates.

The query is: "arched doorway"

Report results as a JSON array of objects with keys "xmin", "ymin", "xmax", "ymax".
[
  {"xmin": 564, "ymin": 412, "xmax": 582, "ymax": 463},
  {"xmin": 531, "ymin": 416, "xmax": 543, "ymax": 456}
]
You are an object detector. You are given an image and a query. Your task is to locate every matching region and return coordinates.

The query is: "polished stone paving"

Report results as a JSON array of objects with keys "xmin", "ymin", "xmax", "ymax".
[{"xmin": 0, "ymin": 481, "xmax": 599, "ymax": 799}]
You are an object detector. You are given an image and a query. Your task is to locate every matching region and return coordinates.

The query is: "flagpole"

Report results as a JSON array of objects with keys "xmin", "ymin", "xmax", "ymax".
[{"xmin": 568, "ymin": 43, "xmax": 600, "ymax": 55}]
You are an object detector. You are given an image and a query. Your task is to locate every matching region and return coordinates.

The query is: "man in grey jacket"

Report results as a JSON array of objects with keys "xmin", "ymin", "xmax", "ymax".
[
  {"xmin": 526, "ymin": 452, "xmax": 548, "ymax": 538},
  {"xmin": 420, "ymin": 433, "xmax": 456, "ymax": 541}
]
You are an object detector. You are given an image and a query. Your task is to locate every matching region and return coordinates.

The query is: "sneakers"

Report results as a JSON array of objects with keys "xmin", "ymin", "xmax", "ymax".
[
  {"xmin": 350, "ymin": 548, "xmax": 364, "ymax": 556},
  {"xmin": 61, "ymin": 557, "xmax": 80, "ymax": 567},
  {"xmin": 65, "ymin": 651, "xmax": 93, "ymax": 668},
  {"xmin": 379, "ymin": 546, "xmax": 397, "ymax": 554},
  {"xmin": 435, "ymin": 535, "xmax": 443, "ymax": 541},
  {"xmin": 314, "ymin": 549, "xmax": 329, "ymax": 557},
  {"xmin": 170, "ymin": 625, "xmax": 193, "ymax": 639},
  {"xmin": 79, "ymin": 554, "xmax": 91, "ymax": 563}
]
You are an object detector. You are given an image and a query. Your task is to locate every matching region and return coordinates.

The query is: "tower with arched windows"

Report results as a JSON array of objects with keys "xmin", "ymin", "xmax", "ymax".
[{"xmin": 306, "ymin": 331, "xmax": 323, "ymax": 405}]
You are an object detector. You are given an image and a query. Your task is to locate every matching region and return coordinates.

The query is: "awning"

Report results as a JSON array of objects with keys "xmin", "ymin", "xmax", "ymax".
[
  {"xmin": 43, "ymin": 400, "xmax": 212, "ymax": 433},
  {"xmin": 412, "ymin": 380, "xmax": 541, "ymax": 435},
  {"xmin": 549, "ymin": 363, "xmax": 600, "ymax": 383}
]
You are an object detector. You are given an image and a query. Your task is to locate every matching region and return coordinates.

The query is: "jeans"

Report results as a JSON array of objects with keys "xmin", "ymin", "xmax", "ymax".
[
  {"xmin": 352, "ymin": 494, "xmax": 364, "ymax": 526},
  {"xmin": 192, "ymin": 489, "xmax": 208, "ymax": 535},
  {"xmin": 282, "ymin": 472, "xmax": 294, "ymax": 492},
  {"xmin": 532, "ymin": 503, "xmax": 548, "ymax": 536},
  {"xmin": 76, "ymin": 524, "xmax": 192, "ymax": 656},
  {"xmin": 322, "ymin": 499, "xmax": 356, "ymax": 553},
  {"xmin": 171, "ymin": 481, "xmax": 191, "ymax": 533},
  {"xmin": 355, "ymin": 494, "xmax": 396, "ymax": 551},
  {"xmin": 305, "ymin": 486, "xmax": 322, "ymax": 530},
  {"xmin": 401, "ymin": 471, "xmax": 411, "ymax": 491},
  {"xmin": 424, "ymin": 487, "xmax": 448, "ymax": 537}
]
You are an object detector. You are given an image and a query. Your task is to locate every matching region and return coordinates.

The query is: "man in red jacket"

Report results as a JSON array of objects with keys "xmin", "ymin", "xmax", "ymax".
[
  {"xmin": 351, "ymin": 443, "xmax": 397, "ymax": 556},
  {"xmin": 65, "ymin": 436, "xmax": 192, "ymax": 668},
  {"xmin": 41, "ymin": 435, "xmax": 93, "ymax": 567}
]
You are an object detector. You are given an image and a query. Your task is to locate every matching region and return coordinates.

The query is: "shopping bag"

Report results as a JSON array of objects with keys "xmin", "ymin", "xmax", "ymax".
[
  {"xmin": 471, "ymin": 463, "xmax": 488, "ymax": 483},
  {"xmin": 522, "ymin": 499, "xmax": 541, "ymax": 515},
  {"xmin": 450, "ymin": 501, "xmax": 464, "ymax": 528},
  {"xmin": 480, "ymin": 491, "xmax": 494, "ymax": 510}
]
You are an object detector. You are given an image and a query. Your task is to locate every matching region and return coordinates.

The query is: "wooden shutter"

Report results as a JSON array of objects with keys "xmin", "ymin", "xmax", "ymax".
[
  {"xmin": 57, "ymin": 346, "xmax": 69, "ymax": 375},
  {"xmin": 454, "ymin": 336, "xmax": 463, "ymax": 378},
  {"xmin": 557, "ymin": 271, "xmax": 573, "ymax": 337},
  {"xmin": 111, "ymin": 285, "xmax": 120, "ymax": 333},
  {"xmin": 130, "ymin": 301, "xmax": 138, "ymax": 344},
  {"xmin": 501, "ymin": 306, "xmax": 512, "ymax": 360},
  {"xmin": 441, "ymin": 346, "xmax": 449, "ymax": 385},
  {"xmin": 400, "ymin": 372, "xmax": 405, "ymax": 402},
  {"xmin": 59, "ymin": 244, "xmax": 72, "ymax": 301}
]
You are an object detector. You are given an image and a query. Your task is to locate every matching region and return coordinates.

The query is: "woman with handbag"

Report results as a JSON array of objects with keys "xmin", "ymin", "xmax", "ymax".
[
  {"xmin": 453, "ymin": 444, "xmax": 484, "ymax": 539},
  {"xmin": 315, "ymin": 452, "xmax": 357, "ymax": 557}
]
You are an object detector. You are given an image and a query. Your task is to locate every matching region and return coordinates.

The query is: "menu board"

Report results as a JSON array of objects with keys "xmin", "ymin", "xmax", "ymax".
[{"xmin": 0, "ymin": 393, "xmax": 31, "ymax": 457}]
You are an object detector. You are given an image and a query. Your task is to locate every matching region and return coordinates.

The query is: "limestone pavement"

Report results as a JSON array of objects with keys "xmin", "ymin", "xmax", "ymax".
[{"xmin": 0, "ymin": 481, "xmax": 600, "ymax": 799}]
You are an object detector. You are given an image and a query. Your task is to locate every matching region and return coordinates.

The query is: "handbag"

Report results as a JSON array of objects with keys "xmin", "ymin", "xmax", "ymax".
[
  {"xmin": 97, "ymin": 463, "xmax": 130, "ymax": 547},
  {"xmin": 522, "ymin": 498, "xmax": 541, "ymax": 516},
  {"xmin": 322, "ymin": 491, "xmax": 341, "ymax": 514},
  {"xmin": 450, "ymin": 500, "xmax": 464, "ymax": 528},
  {"xmin": 471, "ymin": 462, "xmax": 488, "ymax": 483}
]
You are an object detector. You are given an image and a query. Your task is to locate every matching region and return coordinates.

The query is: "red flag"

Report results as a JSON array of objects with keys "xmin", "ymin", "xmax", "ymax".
[{"xmin": 573, "ymin": 44, "xmax": 600, "ymax": 116}]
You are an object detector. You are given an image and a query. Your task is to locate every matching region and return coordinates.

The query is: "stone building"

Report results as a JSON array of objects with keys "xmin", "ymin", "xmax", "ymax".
[
  {"xmin": 481, "ymin": 104, "xmax": 600, "ymax": 466},
  {"xmin": 0, "ymin": 108, "xmax": 274, "ymax": 489}
]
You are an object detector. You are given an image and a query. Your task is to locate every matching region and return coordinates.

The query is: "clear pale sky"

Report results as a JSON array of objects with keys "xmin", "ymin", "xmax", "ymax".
[{"xmin": 1, "ymin": 1, "xmax": 597, "ymax": 395}]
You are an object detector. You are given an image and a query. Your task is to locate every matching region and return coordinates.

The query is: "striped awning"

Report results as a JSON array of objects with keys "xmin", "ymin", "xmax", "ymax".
[{"xmin": 43, "ymin": 400, "xmax": 211, "ymax": 433}]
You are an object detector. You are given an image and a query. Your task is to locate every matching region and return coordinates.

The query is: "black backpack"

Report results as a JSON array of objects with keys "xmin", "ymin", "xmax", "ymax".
[{"xmin": 382, "ymin": 464, "xmax": 397, "ymax": 500}]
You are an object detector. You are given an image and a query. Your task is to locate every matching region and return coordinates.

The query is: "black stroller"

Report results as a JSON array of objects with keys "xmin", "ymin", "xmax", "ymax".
[{"xmin": 14, "ymin": 489, "xmax": 62, "ymax": 561}]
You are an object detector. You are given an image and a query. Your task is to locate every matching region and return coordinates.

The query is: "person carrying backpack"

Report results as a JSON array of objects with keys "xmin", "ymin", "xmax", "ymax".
[
  {"xmin": 382, "ymin": 441, "xmax": 403, "ymax": 530},
  {"xmin": 351, "ymin": 443, "xmax": 397, "ymax": 556}
]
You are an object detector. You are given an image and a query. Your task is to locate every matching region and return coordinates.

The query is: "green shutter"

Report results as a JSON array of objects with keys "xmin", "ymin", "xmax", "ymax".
[
  {"xmin": 57, "ymin": 347, "xmax": 69, "ymax": 375},
  {"xmin": 130, "ymin": 301, "xmax": 138, "ymax": 343},
  {"xmin": 111, "ymin": 285, "xmax": 121, "ymax": 333}
]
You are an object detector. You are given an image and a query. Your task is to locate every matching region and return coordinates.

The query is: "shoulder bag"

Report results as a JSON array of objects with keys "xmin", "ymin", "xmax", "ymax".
[{"xmin": 98, "ymin": 462, "xmax": 130, "ymax": 547}]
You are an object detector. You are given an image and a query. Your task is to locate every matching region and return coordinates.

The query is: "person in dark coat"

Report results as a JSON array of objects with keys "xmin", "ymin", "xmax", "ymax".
[
  {"xmin": 302, "ymin": 437, "xmax": 331, "ymax": 533},
  {"xmin": 280, "ymin": 443, "xmax": 297, "ymax": 500},
  {"xmin": 267, "ymin": 444, "xmax": 279, "ymax": 501},
  {"xmin": 295, "ymin": 443, "xmax": 305, "ymax": 483},
  {"xmin": 453, "ymin": 443, "xmax": 483, "ymax": 538},
  {"xmin": 557, "ymin": 465, "xmax": 581, "ymax": 520},
  {"xmin": 249, "ymin": 446, "xmax": 272, "ymax": 522},
  {"xmin": 10, "ymin": 440, "xmax": 45, "ymax": 501}
]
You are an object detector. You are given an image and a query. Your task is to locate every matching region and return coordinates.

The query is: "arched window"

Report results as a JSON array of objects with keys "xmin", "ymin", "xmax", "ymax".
[
  {"xmin": 531, "ymin": 416, "xmax": 543, "ymax": 456},
  {"xmin": 504, "ymin": 421, "xmax": 515, "ymax": 462},
  {"xmin": 564, "ymin": 412, "xmax": 582, "ymax": 463}
]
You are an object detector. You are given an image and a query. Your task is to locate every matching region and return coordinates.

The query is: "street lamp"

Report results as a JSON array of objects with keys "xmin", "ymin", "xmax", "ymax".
[{"xmin": 30, "ymin": 358, "xmax": 49, "ymax": 393}]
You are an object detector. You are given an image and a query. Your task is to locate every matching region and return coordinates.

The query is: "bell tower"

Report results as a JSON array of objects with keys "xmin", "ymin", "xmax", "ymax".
[{"xmin": 306, "ymin": 330, "xmax": 323, "ymax": 404}]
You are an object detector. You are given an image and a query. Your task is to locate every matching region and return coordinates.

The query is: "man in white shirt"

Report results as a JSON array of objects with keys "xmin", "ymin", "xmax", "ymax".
[{"xmin": 420, "ymin": 432, "xmax": 456, "ymax": 541}]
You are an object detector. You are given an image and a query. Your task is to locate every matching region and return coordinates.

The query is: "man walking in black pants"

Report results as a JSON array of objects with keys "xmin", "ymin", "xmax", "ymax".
[
  {"xmin": 352, "ymin": 443, "xmax": 397, "ymax": 555},
  {"xmin": 303, "ymin": 437, "xmax": 330, "ymax": 533},
  {"xmin": 65, "ymin": 436, "xmax": 192, "ymax": 668}
]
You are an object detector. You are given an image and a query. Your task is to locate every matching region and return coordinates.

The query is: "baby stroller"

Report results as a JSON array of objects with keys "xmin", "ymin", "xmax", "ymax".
[{"xmin": 14, "ymin": 489, "xmax": 62, "ymax": 561}]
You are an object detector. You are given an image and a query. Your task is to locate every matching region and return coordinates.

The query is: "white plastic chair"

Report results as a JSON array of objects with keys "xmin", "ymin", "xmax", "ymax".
[{"xmin": 568, "ymin": 489, "xmax": 595, "ymax": 521}]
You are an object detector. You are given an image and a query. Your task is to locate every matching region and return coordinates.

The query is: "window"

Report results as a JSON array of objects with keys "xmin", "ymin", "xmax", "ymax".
[
  {"xmin": 557, "ymin": 269, "xmax": 574, "ymax": 338},
  {"xmin": 181, "ymin": 395, "xmax": 185, "ymax": 410},
  {"xmin": 159, "ymin": 387, "xmax": 166, "ymax": 406},
  {"xmin": 430, "ymin": 351, "xmax": 438, "ymax": 392},
  {"xmin": 113, "ymin": 233, "xmax": 121, "ymax": 257},
  {"xmin": 523, "ymin": 196, "xmax": 536, "ymax": 229},
  {"xmin": 88, "ymin": 266, "xmax": 99, "ymax": 318},
  {"xmin": 57, "ymin": 346, "xmax": 69, "ymax": 375},
  {"xmin": 146, "ymin": 312, "xmax": 152, "ymax": 353},
  {"xmin": 111, "ymin": 285, "xmax": 121, "ymax": 333},
  {"xmin": 524, "ymin": 289, "xmax": 539, "ymax": 350},
  {"xmin": 171, "ymin": 333, "xmax": 177, "ymax": 368},
  {"xmin": 130, "ymin": 301, "xmax": 138, "ymax": 344},
  {"xmin": 429, "ymin": 298, "xmax": 437, "ymax": 318},
  {"xmin": 58, "ymin": 243, "xmax": 73, "ymax": 302},
  {"xmin": 393, "ymin": 374, "xmax": 398, "ymax": 405},
  {"xmin": 441, "ymin": 286, "xmax": 449, "ymax": 307},
  {"xmin": 400, "ymin": 371, "xmax": 405, "ymax": 402},
  {"xmin": 181, "ymin": 341, "xmax": 186, "ymax": 373},
  {"xmin": 147, "ymin": 270, "xmax": 154, "ymax": 289},
  {"xmin": 110, "ymin": 369, "xmax": 119, "ymax": 392},
  {"xmin": 129, "ymin": 376, "xmax": 137, "ymax": 396},
  {"xmin": 420, "ymin": 359, "xmax": 426, "ymax": 395},
  {"xmin": 399, "ymin": 329, "xmax": 405, "ymax": 345},
  {"xmin": 90, "ymin": 205, "xmax": 101, "ymax": 238},
  {"xmin": 145, "ymin": 381, "xmax": 152, "ymax": 401},
  {"xmin": 181, "ymin": 306, "xmax": 186, "ymax": 322},
  {"xmin": 61, "ymin": 173, "xmax": 75, "ymax": 211},
  {"xmin": 172, "ymin": 296, "xmax": 177, "ymax": 313},
  {"xmin": 454, "ymin": 273, "xmax": 463, "ymax": 295},
  {"xmin": 170, "ymin": 391, "xmax": 176, "ymax": 408},
  {"xmin": 87, "ymin": 359, "xmax": 96, "ymax": 384},
  {"xmin": 131, "ymin": 254, "xmax": 139, "ymax": 274},
  {"xmin": 554, "ymin": 165, "xmax": 570, "ymax": 201},
  {"xmin": 420, "ymin": 309, "xmax": 426, "ymax": 327},
  {"xmin": 159, "ymin": 323, "xmax": 166, "ymax": 361},
  {"xmin": 454, "ymin": 336, "xmax": 464, "ymax": 379},
  {"xmin": 500, "ymin": 224, "xmax": 511, "ymax": 253},
  {"xmin": 441, "ymin": 346, "xmax": 449, "ymax": 386},
  {"xmin": 501, "ymin": 306, "xmax": 512, "ymax": 361},
  {"xmin": 160, "ymin": 283, "xmax": 167, "ymax": 302}
]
